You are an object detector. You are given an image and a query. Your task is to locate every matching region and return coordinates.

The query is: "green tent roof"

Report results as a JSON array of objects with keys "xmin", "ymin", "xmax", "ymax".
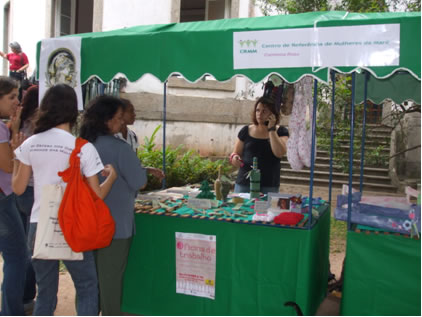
[
  {"xmin": 355, "ymin": 71, "xmax": 421, "ymax": 105},
  {"xmin": 38, "ymin": 11, "xmax": 421, "ymax": 84}
]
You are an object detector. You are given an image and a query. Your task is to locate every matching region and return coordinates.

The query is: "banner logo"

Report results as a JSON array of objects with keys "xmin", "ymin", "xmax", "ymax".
[{"xmin": 46, "ymin": 48, "xmax": 78, "ymax": 88}]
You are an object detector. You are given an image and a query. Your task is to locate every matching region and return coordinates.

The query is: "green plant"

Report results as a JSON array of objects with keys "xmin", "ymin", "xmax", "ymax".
[
  {"xmin": 138, "ymin": 126, "xmax": 232, "ymax": 191},
  {"xmin": 316, "ymin": 74, "xmax": 389, "ymax": 173}
]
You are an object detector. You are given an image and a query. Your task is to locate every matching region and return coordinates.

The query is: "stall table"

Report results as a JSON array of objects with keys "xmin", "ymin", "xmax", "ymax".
[
  {"xmin": 341, "ymin": 230, "xmax": 421, "ymax": 316},
  {"xmin": 121, "ymin": 207, "xmax": 330, "ymax": 315}
]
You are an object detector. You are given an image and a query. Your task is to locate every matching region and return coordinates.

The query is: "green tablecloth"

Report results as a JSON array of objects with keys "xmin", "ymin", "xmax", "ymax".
[
  {"xmin": 341, "ymin": 231, "xmax": 421, "ymax": 316},
  {"xmin": 121, "ymin": 209, "xmax": 330, "ymax": 315}
]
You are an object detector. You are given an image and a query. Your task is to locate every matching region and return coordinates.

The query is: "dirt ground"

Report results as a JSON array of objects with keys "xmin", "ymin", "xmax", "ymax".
[{"xmin": 1, "ymin": 184, "xmax": 405, "ymax": 315}]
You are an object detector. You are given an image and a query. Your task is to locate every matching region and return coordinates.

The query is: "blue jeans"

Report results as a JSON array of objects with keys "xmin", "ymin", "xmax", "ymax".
[
  {"xmin": 234, "ymin": 183, "xmax": 279, "ymax": 195},
  {"xmin": 0, "ymin": 192, "xmax": 27, "ymax": 316},
  {"xmin": 28, "ymin": 223, "xmax": 99, "ymax": 315},
  {"xmin": 15, "ymin": 186, "xmax": 37, "ymax": 304}
]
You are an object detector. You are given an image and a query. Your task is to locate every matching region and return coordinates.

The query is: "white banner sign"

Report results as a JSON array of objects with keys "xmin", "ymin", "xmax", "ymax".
[
  {"xmin": 176, "ymin": 232, "xmax": 216, "ymax": 300},
  {"xmin": 233, "ymin": 24, "xmax": 400, "ymax": 69},
  {"xmin": 39, "ymin": 37, "xmax": 83, "ymax": 110}
]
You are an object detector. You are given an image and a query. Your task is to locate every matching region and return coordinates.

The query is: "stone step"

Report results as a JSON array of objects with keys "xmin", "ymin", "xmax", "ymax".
[
  {"xmin": 279, "ymin": 175, "xmax": 397, "ymax": 193},
  {"xmin": 281, "ymin": 155, "xmax": 389, "ymax": 169},
  {"xmin": 281, "ymin": 168, "xmax": 392, "ymax": 185},
  {"xmin": 318, "ymin": 144, "xmax": 390, "ymax": 153},
  {"xmin": 313, "ymin": 149, "xmax": 390, "ymax": 160},
  {"xmin": 280, "ymin": 161, "xmax": 389, "ymax": 176}
]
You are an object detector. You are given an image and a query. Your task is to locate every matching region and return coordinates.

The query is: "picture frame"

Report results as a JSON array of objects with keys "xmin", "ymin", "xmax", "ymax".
[{"xmin": 267, "ymin": 192, "xmax": 301, "ymax": 214}]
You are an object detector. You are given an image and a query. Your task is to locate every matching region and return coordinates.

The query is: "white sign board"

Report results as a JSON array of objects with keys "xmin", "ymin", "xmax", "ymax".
[
  {"xmin": 39, "ymin": 37, "xmax": 83, "ymax": 110},
  {"xmin": 233, "ymin": 24, "xmax": 400, "ymax": 69},
  {"xmin": 176, "ymin": 232, "xmax": 216, "ymax": 300}
]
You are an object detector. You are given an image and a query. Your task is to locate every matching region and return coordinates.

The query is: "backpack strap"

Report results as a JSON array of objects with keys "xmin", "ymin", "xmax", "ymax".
[{"xmin": 58, "ymin": 137, "xmax": 89, "ymax": 182}]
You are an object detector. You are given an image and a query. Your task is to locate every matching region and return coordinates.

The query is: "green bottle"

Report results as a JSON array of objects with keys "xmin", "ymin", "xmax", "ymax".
[{"xmin": 250, "ymin": 157, "xmax": 261, "ymax": 199}]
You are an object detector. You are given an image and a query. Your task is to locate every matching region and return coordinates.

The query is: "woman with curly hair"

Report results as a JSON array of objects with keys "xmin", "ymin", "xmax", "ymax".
[
  {"xmin": 12, "ymin": 84, "xmax": 117, "ymax": 315},
  {"xmin": 80, "ymin": 95, "xmax": 163, "ymax": 315}
]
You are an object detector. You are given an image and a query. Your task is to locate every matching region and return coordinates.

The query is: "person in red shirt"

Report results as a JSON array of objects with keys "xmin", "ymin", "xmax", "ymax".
[{"xmin": 0, "ymin": 42, "xmax": 29, "ymax": 101}]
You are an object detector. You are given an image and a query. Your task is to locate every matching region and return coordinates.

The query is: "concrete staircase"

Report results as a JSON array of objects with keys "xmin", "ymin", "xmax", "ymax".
[{"xmin": 280, "ymin": 124, "xmax": 398, "ymax": 193}]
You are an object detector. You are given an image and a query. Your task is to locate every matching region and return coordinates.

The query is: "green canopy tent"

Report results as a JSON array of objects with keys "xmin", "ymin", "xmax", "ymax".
[
  {"xmin": 36, "ymin": 9, "xmax": 421, "ymax": 189},
  {"xmin": 37, "ymin": 11, "xmax": 420, "ymax": 84},
  {"xmin": 36, "ymin": 10, "xmax": 421, "ymax": 316}
]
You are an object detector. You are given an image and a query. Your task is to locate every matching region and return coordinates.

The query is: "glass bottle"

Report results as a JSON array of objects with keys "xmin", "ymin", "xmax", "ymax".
[{"xmin": 250, "ymin": 157, "xmax": 261, "ymax": 199}]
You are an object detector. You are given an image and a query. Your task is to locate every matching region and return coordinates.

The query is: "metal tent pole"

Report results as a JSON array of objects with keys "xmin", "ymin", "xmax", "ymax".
[
  {"xmin": 308, "ymin": 79, "xmax": 318, "ymax": 228},
  {"xmin": 347, "ymin": 73, "xmax": 357, "ymax": 231},
  {"xmin": 162, "ymin": 81, "xmax": 167, "ymax": 189},
  {"xmin": 359, "ymin": 71, "xmax": 369, "ymax": 193},
  {"xmin": 329, "ymin": 70, "xmax": 336, "ymax": 205}
]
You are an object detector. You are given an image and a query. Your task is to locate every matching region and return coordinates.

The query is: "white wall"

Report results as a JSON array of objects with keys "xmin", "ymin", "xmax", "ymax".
[
  {"xmin": 102, "ymin": 0, "xmax": 264, "ymax": 100},
  {"xmin": 102, "ymin": 0, "xmax": 173, "ymax": 31},
  {"xmin": 0, "ymin": 0, "xmax": 48, "ymax": 76}
]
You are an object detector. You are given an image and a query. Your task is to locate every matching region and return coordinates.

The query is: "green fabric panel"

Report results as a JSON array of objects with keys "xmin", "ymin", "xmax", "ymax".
[
  {"xmin": 121, "ymin": 209, "xmax": 330, "ymax": 315},
  {"xmin": 341, "ymin": 231, "xmax": 421, "ymax": 316},
  {"xmin": 37, "ymin": 11, "xmax": 421, "ymax": 83},
  {"xmin": 355, "ymin": 72, "xmax": 421, "ymax": 104}
]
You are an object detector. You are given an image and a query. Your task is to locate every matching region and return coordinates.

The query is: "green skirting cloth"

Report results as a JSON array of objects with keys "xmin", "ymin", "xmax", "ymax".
[
  {"xmin": 341, "ymin": 231, "xmax": 421, "ymax": 316},
  {"xmin": 121, "ymin": 209, "xmax": 330, "ymax": 315}
]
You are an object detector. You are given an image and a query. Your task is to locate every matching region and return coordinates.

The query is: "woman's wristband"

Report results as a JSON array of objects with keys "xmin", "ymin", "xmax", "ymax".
[
  {"xmin": 267, "ymin": 126, "xmax": 276, "ymax": 132},
  {"xmin": 229, "ymin": 152, "xmax": 239, "ymax": 163}
]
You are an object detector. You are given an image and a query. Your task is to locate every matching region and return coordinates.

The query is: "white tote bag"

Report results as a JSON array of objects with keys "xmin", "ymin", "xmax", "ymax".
[{"xmin": 33, "ymin": 184, "xmax": 83, "ymax": 260}]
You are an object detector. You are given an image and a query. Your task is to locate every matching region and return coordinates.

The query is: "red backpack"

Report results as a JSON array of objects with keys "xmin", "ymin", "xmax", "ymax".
[{"xmin": 58, "ymin": 137, "xmax": 115, "ymax": 252}]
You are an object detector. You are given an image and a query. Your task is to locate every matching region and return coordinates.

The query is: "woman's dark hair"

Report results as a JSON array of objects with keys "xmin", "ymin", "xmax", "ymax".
[
  {"xmin": 19, "ymin": 85, "xmax": 39, "ymax": 130},
  {"xmin": 79, "ymin": 95, "xmax": 125, "ymax": 143},
  {"xmin": 251, "ymin": 96, "xmax": 281, "ymax": 125},
  {"xmin": 34, "ymin": 84, "xmax": 78, "ymax": 134},
  {"xmin": 0, "ymin": 76, "xmax": 18, "ymax": 97},
  {"xmin": 120, "ymin": 98, "xmax": 133, "ymax": 111}
]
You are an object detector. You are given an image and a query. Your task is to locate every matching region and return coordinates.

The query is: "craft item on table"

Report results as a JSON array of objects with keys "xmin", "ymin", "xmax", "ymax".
[
  {"xmin": 187, "ymin": 198, "xmax": 212, "ymax": 210},
  {"xmin": 248, "ymin": 157, "xmax": 261, "ymax": 199},
  {"xmin": 274, "ymin": 212, "xmax": 304, "ymax": 226},
  {"xmin": 165, "ymin": 186, "xmax": 199, "ymax": 197},
  {"xmin": 335, "ymin": 192, "xmax": 421, "ymax": 235},
  {"xmin": 230, "ymin": 196, "xmax": 244, "ymax": 204},
  {"xmin": 267, "ymin": 193, "xmax": 300, "ymax": 214},
  {"xmin": 252, "ymin": 212, "xmax": 276, "ymax": 222},
  {"xmin": 196, "ymin": 180, "xmax": 215, "ymax": 199},
  {"xmin": 341, "ymin": 184, "xmax": 359, "ymax": 196},
  {"xmin": 405, "ymin": 185, "xmax": 420, "ymax": 205},
  {"xmin": 254, "ymin": 200, "xmax": 269, "ymax": 216},
  {"xmin": 301, "ymin": 197, "xmax": 324, "ymax": 208},
  {"xmin": 214, "ymin": 165, "xmax": 232, "ymax": 201},
  {"xmin": 232, "ymin": 203, "xmax": 243, "ymax": 211}
]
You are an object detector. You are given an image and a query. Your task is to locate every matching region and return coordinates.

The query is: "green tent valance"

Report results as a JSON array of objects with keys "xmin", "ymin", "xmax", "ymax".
[
  {"xmin": 355, "ymin": 71, "xmax": 421, "ymax": 105},
  {"xmin": 37, "ymin": 11, "xmax": 421, "ymax": 84}
]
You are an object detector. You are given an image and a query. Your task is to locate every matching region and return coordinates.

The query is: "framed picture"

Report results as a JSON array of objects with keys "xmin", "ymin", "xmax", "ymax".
[
  {"xmin": 268, "ymin": 193, "xmax": 292, "ymax": 214},
  {"xmin": 267, "ymin": 192, "xmax": 302, "ymax": 214}
]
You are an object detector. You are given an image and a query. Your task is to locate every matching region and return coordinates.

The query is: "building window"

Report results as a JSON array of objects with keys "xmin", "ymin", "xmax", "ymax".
[
  {"xmin": 55, "ymin": 0, "xmax": 75, "ymax": 36},
  {"xmin": 180, "ymin": 0, "xmax": 231, "ymax": 22},
  {"xmin": 54, "ymin": 0, "xmax": 93, "ymax": 37}
]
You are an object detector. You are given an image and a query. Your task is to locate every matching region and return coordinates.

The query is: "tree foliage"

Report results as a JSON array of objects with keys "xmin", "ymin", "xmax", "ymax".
[{"xmin": 254, "ymin": 0, "xmax": 420, "ymax": 14}]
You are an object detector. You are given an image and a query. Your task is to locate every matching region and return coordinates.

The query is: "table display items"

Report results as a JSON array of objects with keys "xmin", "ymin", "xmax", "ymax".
[
  {"xmin": 334, "ymin": 191, "xmax": 421, "ymax": 237},
  {"xmin": 213, "ymin": 165, "xmax": 231, "ymax": 201},
  {"xmin": 249, "ymin": 157, "xmax": 261, "ymax": 199},
  {"xmin": 134, "ymin": 187, "xmax": 329, "ymax": 230}
]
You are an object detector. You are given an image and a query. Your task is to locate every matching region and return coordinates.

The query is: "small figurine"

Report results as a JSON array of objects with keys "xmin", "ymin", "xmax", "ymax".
[
  {"xmin": 196, "ymin": 180, "xmax": 215, "ymax": 199},
  {"xmin": 214, "ymin": 165, "xmax": 232, "ymax": 201}
]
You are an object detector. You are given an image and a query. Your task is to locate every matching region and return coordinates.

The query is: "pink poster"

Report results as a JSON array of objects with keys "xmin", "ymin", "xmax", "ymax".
[{"xmin": 175, "ymin": 232, "xmax": 216, "ymax": 299}]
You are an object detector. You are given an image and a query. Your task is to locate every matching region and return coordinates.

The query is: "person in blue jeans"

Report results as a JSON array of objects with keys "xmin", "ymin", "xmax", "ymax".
[
  {"xmin": 12, "ymin": 84, "xmax": 117, "ymax": 315},
  {"xmin": 15, "ymin": 187, "xmax": 37, "ymax": 311},
  {"xmin": 0, "ymin": 76, "xmax": 27, "ymax": 315},
  {"xmin": 14, "ymin": 85, "xmax": 39, "ymax": 312}
]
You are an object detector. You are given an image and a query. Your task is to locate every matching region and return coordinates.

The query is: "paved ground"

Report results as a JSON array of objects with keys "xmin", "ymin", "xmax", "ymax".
[{"xmin": 0, "ymin": 184, "xmax": 405, "ymax": 315}]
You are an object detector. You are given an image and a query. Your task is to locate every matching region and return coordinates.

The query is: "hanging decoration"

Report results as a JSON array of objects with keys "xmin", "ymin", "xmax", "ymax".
[{"xmin": 287, "ymin": 76, "xmax": 315, "ymax": 170}]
